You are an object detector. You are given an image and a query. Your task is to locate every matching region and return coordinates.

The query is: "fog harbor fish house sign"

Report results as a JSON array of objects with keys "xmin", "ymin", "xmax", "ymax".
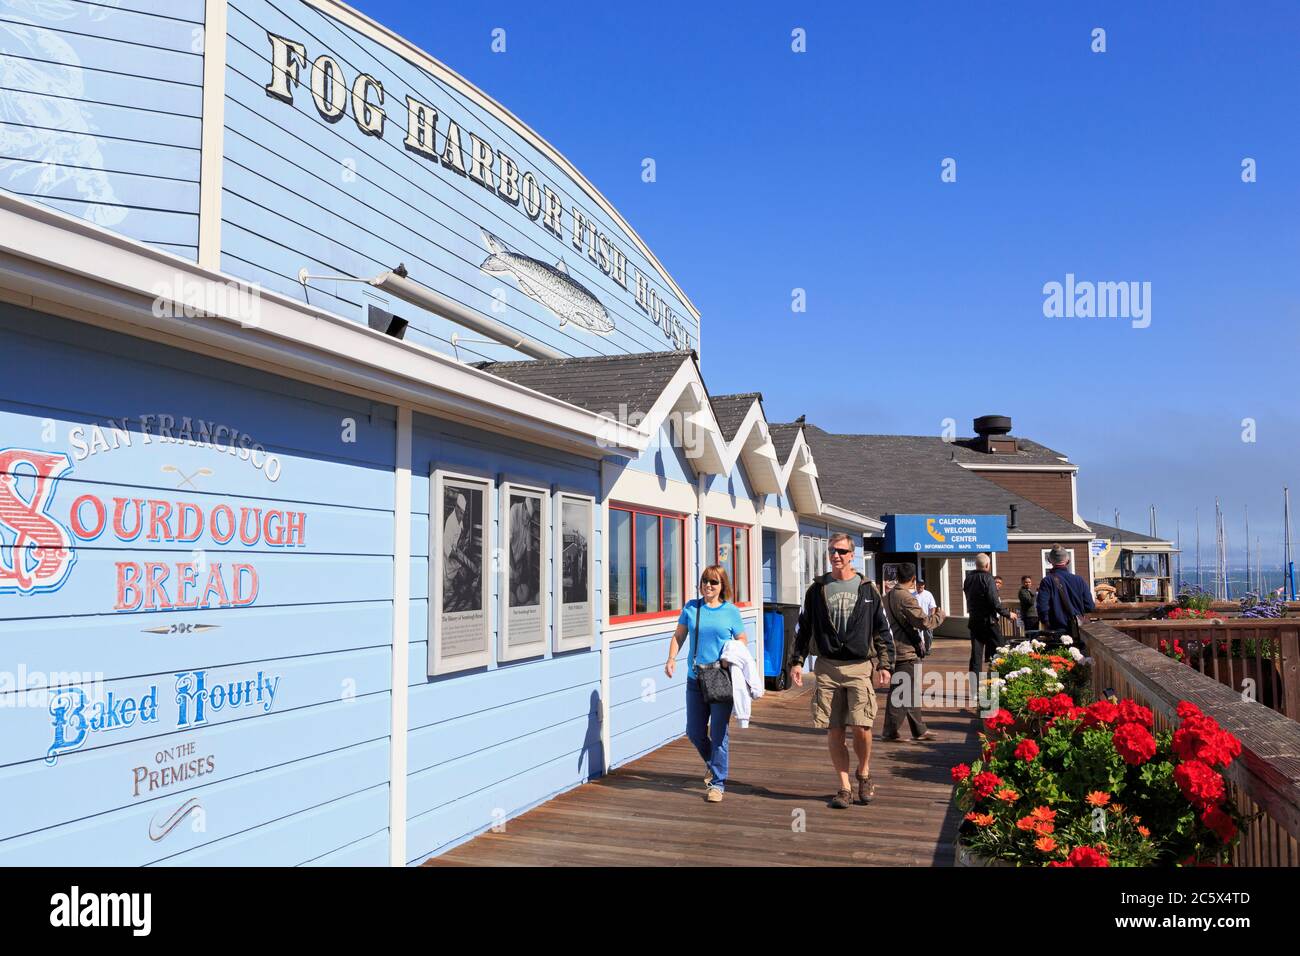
[{"xmin": 263, "ymin": 32, "xmax": 694, "ymax": 350}]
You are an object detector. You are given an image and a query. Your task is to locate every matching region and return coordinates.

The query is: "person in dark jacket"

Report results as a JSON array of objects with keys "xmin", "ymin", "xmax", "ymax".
[
  {"xmin": 790, "ymin": 533, "xmax": 895, "ymax": 809},
  {"xmin": 1037, "ymin": 544, "xmax": 1095, "ymax": 634},
  {"xmin": 882, "ymin": 564, "xmax": 945, "ymax": 742},
  {"xmin": 1018, "ymin": 575, "xmax": 1039, "ymax": 631},
  {"xmin": 963, "ymin": 553, "xmax": 1015, "ymax": 678}
]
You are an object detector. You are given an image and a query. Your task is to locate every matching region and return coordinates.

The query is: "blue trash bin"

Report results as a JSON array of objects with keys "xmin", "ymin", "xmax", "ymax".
[{"xmin": 763, "ymin": 608, "xmax": 785, "ymax": 686}]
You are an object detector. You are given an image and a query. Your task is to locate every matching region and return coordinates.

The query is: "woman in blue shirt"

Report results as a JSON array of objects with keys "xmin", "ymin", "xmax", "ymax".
[{"xmin": 664, "ymin": 564, "xmax": 748, "ymax": 803}]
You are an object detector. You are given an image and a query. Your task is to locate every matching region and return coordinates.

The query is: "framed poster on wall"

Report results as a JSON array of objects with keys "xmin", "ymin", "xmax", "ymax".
[
  {"xmin": 554, "ymin": 493, "xmax": 595, "ymax": 653},
  {"xmin": 429, "ymin": 470, "xmax": 492, "ymax": 676},
  {"xmin": 500, "ymin": 482, "xmax": 548, "ymax": 662}
]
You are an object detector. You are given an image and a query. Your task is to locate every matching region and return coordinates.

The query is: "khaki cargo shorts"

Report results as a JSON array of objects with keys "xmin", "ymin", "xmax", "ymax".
[{"xmin": 811, "ymin": 657, "xmax": 876, "ymax": 729}]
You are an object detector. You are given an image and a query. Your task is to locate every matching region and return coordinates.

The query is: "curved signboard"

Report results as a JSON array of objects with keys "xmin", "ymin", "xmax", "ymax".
[{"xmin": 220, "ymin": 0, "xmax": 700, "ymax": 360}]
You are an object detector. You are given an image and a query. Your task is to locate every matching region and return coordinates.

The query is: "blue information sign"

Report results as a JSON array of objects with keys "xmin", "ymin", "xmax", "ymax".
[{"xmin": 883, "ymin": 514, "xmax": 1009, "ymax": 553}]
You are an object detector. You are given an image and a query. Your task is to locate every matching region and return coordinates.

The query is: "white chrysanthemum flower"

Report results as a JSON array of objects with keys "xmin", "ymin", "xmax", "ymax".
[
  {"xmin": 1042, "ymin": 667, "xmax": 1058, "ymax": 678},
  {"xmin": 1031, "ymin": 639, "xmax": 1046, "ymax": 650},
  {"xmin": 1069, "ymin": 647, "xmax": 1084, "ymax": 662},
  {"xmin": 1060, "ymin": 635, "xmax": 1074, "ymax": 646}
]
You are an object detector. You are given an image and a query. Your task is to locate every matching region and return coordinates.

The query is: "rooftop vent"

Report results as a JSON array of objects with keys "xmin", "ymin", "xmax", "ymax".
[{"xmin": 973, "ymin": 415, "xmax": 1016, "ymax": 454}]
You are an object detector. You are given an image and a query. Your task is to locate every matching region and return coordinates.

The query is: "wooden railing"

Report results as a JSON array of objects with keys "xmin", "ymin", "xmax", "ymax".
[
  {"xmin": 1108, "ymin": 619, "xmax": 1300, "ymax": 720},
  {"xmin": 1089, "ymin": 602, "xmax": 1300, "ymax": 621},
  {"xmin": 1082, "ymin": 619, "xmax": 1300, "ymax": 866}
]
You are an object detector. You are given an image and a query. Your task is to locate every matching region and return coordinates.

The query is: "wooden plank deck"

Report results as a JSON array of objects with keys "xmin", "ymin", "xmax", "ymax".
[{"xmin": 425, "ymin": 638, "xmax": 979, "ymax": 866}]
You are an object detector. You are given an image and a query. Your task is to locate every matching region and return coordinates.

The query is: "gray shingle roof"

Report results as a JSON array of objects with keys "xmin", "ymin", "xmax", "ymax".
[
  {"xmin": 709, "ymin": 393, "xmax": 762, "ymax": 442},
  {"xmin": 475, "ymin": 351, "xmax": 692, "ymax": 418},
  {"xmin": 949, "ymin": 435, "xmax": 1071, "ymax": 465},
  {"xmin": 788, "ymin": 425, "xmax": 1089, "ymax": 537},
  {"xmin": 769, "ymin": 422, "xmax": 802, "ymax": 462},
  {"xmin": 1086, "ymin": 521, "xmax": 1171, "ymax": 545}
]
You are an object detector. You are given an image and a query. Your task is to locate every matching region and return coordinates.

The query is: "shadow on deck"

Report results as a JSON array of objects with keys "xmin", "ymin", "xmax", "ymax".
[{"xmin": 425, "ymin": 638, "xmax": 980, "ymax": 867}]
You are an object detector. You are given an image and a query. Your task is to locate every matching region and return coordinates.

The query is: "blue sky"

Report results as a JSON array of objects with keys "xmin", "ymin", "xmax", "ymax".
[{"xmin": 354, "ymin": 0, "xmax": 1300, "ymax": 569}]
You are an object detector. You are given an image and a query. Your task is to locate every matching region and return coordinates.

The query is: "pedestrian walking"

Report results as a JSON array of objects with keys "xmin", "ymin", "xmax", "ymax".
[
  {"xmin": 664, "ymin": 565, "xmax": 748, "ymax": 803},
  {"xmin": 963, "ymin": 553, "xmax": 1015, "ymax": 678},
  {"xmin": 882, "ymin": 564, "xmax": 945, "ymax": 742},
  {"xmin": 789, "ymin": 533, "xmax": 895, "ymax": 809}
]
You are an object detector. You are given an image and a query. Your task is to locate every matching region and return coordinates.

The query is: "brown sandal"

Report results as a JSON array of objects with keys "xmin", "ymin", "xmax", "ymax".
[
  {"xmin": 830, "ymin": 788, "xmax": 853, "ymax": 810},
  {"xmin": 857, "ymin": 776, "xmax": 875, "ymax": 805}
]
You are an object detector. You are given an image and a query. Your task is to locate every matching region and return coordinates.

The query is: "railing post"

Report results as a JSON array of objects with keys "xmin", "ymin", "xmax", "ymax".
[{"xmin": 1280, "ymin": 625, "xmax": 1300, "ymax": 720}]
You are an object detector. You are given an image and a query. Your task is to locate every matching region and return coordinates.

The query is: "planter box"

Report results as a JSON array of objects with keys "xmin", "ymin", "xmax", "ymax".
[{"xmin": 953, "ymin": 843, "xmax": 1015, "ymax": 867}]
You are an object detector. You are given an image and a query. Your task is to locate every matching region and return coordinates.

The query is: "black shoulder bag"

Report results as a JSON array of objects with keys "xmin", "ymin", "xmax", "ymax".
[
  {"xmin": 692, "ymin": 602, "xmax": 733, "ymax": 705},
  {"xmin": 1047, "ymin": 573, "xmax": 1082, "ymax": 647}
]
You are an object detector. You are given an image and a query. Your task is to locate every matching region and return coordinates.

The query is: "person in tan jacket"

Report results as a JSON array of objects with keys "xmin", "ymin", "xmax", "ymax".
[{"xmin": 881, "ymin": 563, "xmax": 945, "ymax": 741}]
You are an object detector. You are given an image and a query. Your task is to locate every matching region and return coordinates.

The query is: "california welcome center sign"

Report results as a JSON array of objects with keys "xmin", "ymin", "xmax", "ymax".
[
  {"xmin": 883, "ymin": 514, "xmax": 1010, "ymax": 554},
  {"xmin": 228, "ymin": 0, "xmax": 699, "ymax": 357}
]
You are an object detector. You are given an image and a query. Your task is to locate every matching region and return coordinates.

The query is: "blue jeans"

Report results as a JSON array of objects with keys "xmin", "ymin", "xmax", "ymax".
[{"xmin": 686, "ymin": 678, "xmax": 733, "ymax": 790}]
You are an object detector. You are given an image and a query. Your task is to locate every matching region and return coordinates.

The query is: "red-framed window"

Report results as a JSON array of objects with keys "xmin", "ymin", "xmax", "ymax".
[
  {"xmin": 609, "ymin": 503, "xmax": 686, "ymax": 622},
  {"xmin": 706, "ymin": 519, "xmax": 751, "ymax": 606}
]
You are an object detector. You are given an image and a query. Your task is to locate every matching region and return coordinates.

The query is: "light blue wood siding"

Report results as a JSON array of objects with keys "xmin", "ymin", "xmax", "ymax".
[
  {"xmin": 0, "ymin": 0, "xmax": 203, "ymax": 258},
  {"xmin": 0, "ymin": 303, "xmax": 396, "ymax": 866},
  {"xmin": 219, "ymin": 0, "xmax": 698, "ymax": 362},
  {"xmin": 404, "ymin": 412, "xmax": 604, "ymax": 864},
  {"xmin": 622, "ymin": 421, "xmax": 696, "ymax": 485}
]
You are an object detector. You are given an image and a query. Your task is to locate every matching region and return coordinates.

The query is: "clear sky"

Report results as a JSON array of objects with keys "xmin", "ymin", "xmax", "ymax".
[{"xmin": 352, "ymin": 0, "xmax": 1300, "ymax": 569}]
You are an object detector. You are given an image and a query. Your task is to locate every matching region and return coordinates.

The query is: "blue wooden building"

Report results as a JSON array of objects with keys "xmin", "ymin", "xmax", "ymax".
[{"xmin": 0, "ymin": 0, "xmax": 877, "ymax": 865}]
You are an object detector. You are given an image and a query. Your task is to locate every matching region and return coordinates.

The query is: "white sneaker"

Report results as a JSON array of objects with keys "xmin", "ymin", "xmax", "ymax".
[{"xmin": 705, "ymin": 787, "xmax": 723, "ymax": 803}]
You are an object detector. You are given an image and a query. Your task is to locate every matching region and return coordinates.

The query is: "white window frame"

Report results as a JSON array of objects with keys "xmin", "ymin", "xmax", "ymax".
[
  {"xmin": 1041, "ymin": 548, "xmax": 1076, "ymax": 577},
  {"xmin": 499, "ymin": 482, "xmax": 550, "ymax": 663},
  {"xmin": 429, "ymin": 469, "xmax": 493, "ymax": 676},
  {"xmin": 554, "ymin": 492, "xmax": 596, "ymax": 653}
]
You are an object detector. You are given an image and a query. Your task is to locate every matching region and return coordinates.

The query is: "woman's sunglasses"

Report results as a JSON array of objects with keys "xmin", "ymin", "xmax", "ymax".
[{"xmin": 700, "ymin": 578, "xmax": 721, "ymax": 586}]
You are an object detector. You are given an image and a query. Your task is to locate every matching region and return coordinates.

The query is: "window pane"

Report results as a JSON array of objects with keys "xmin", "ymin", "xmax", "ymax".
[
  {"xmin": 636, "ymin": 513, "xmax": 660, "ymax": 614},
  {"xmin": 706, "ymin": 523, "xmax": 717, "ymax": 568},
  {"xmin": 609, "ymin": 509, "xmax": 632, "ymax": 618},
  {"xmin": 736, "ymin": 527, "xmax": 748, "ymax": 603},
  {"xmin": 663, "ymin": 518, "xmax": 683, "ymax": 611}
]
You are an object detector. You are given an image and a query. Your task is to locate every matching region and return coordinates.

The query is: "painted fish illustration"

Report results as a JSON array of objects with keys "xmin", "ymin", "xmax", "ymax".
[
  {"xmin": 479, "ymin": 229, "xmax": 615, "ymax": 335},
  {"xmin": 0, "ymin": 7, "xmax": 128, "ymax": 227}
]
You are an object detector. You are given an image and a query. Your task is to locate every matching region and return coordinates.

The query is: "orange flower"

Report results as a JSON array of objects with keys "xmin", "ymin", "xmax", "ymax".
[
  {"xmin": 995, "ymin": 788, "xmax": 1020, "ymax": 802},
  {"xmin": 964, "ymin": 812, "xmax": 995, "ymax": 827},
  {"xmin": 1034, "ymin": 821, "xmax": 1055, "ymax": 836},
  {"xmin": 1131, "ymin": 815, "xmax": 1142, "ymax": 824},
  {"xmin": 1035, "ymin": 836, "xmax": 1058, "ymax": 853},
  {"xmin": 1085, "ymin": 791, "xmax": 1111, "ymax": 807},
  {"xmin": 1016, "ymin": 815, "xmax": 1037, "ymax": 831},
  {"xmin": 1138, "ymin": 826, "xmax": 1151, "ymax": 838},
  {"xmin": 1030, "ymin": 806, "xmax": 1056, "ymax": 823}
]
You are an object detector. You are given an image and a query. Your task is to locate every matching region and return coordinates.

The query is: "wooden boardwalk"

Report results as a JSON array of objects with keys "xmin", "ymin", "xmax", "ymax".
[{"xmin": 426, "ymin": 638, "xmax": 979, "ymax": 867}]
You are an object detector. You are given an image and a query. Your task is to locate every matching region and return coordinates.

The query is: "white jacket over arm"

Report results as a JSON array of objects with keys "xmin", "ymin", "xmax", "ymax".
[{"xmin": 721, "ymin": 639, "xmax": 764, "ymax": 727}]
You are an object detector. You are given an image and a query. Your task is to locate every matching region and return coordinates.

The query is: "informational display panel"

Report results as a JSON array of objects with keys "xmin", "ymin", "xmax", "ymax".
[
  {"xmin": 554, "ymin": 493, "xmax": 594, "ymax": 652},
  {"xmin": 429, "ymin": 470, "xmax": 491, "ymax": 674},
  {"xmin": 499, "ymin": 483, "xmax": 547, "ymax": 661}
]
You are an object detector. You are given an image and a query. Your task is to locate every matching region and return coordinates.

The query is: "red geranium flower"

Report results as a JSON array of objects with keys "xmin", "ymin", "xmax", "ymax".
[
  {"xmin": 951, "ymin": 763, "xmax": 971, "ymax": 783},
  {"xmin": 1177, "ymin": 700, "xmax": 1203, "ymax": 720},
  {"xmin": 983, "ymin": 709, "xmax": 1015, "ymax": 734},
  {"xmin": 1014, "ymin": 738, "xmax": 1039, "ymax": 763},
  {"xmin": 1083, "ymin": 700, "xmax": 1120, "ymax": 728},
  {"xmin": 1201, "ymin": 805, "xmax": 1237, "ymax": 843},
  {"xmin": 1027, "ymin": 697, "xmax": 1053, "ymax": 717},
  {"xmin": 1116, "ymin": 700, "xmax": 1154, "ymax": 728},
  {"xmin": 1066, "ymin": 846, "xmax": 1110, "ymax": 867},
  {"xmin": 1112, "ymin": 723, "xmax": 1157, "ymax": 765},
  {"xmin": 1174, "ymin": 760, "xmax": 1226, "ymax": 810},
  {"xmin": 1173, "ymin": 713, "xmax": 1242, "ymax": 768},
  {"xmin": 971, "ymin": 771, "xmax": 1003, "ymax": 800}
]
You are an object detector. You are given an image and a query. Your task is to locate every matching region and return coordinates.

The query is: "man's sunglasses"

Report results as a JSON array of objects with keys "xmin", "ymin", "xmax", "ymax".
[{"xmin": 829, "ymin": 547, "xmax": 854, "ymax": 556}]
